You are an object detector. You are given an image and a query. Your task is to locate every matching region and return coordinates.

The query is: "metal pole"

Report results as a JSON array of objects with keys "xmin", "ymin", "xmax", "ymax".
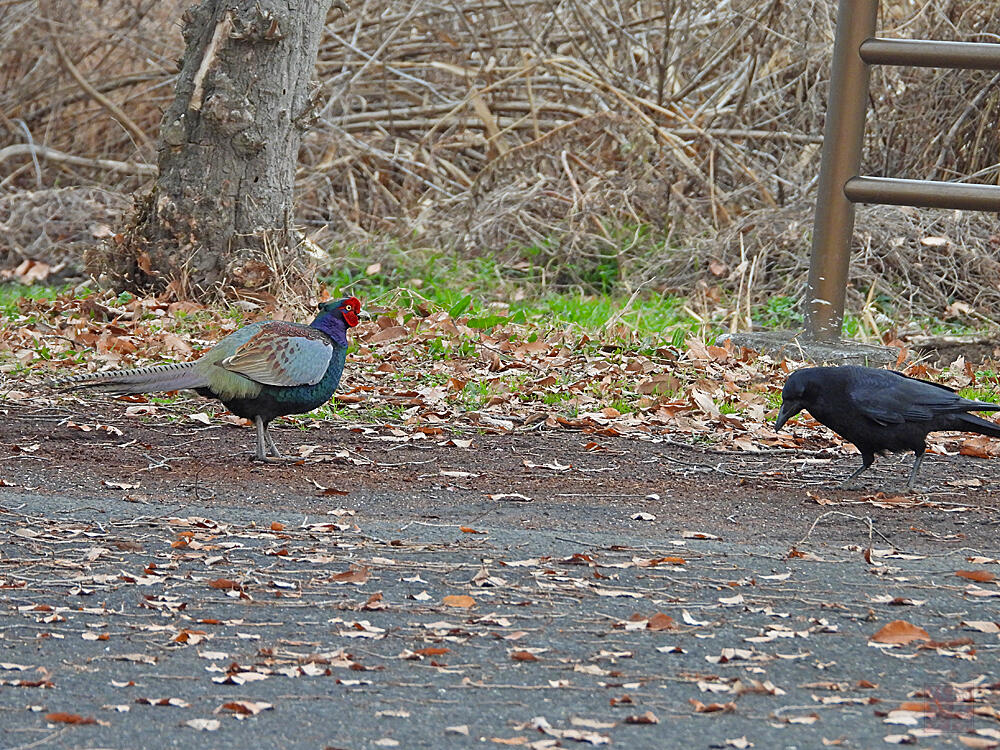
[
  {"xmin": 804, "ymin": 0, "xmax": 878, "ymax": 341},
  {"xmin": 845, "ymin": 176, "xmax": 1000, "ymax": 211},
  {"xmin": 860, "ymin": 38, "xmax": 1000, "ymax": 70}
]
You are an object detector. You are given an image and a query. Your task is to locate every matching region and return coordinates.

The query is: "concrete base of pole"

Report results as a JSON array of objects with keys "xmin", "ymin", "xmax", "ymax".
[{"xmin": 716, "ymin": 330, "xmax": 898, "ymax": 367}]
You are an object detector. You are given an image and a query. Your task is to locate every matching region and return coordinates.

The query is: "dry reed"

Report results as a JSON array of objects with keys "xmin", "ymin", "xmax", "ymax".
[{"xmin": 1, "ymin": 0, "xmax": 998, "ymax": 322}]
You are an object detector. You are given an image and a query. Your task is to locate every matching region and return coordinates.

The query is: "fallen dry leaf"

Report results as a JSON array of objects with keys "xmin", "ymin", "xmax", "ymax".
[
  {"xmin": 647, "ymin": 613, "xmax": 675, "ymax": 631},
  {"xmin": 956, "ymin": 569, "xmax": 997, "ymax": 583},
  {"xmin": 869, "ymin": 620, "xmax": 931, "ymax": 646},
  {"xmin": 689, "ymin": 699, "xmax": 736, "ymax": 713},
  {"xmin": 184, "ymin": 718, "xmax": 221, "ymax": 731},
  {"xmin": 682, "ymin": 530, "xmax": 722, "ymax": 540},
  {"xmin": 958, "ymin": 737, "xmax": 998, "ymax": 749},
  {"xmin": 962, "ymin": 620, "xmax": 1000, "ymax": 634},
  {"xmin": 331, "ymin": 566, "xmax": 370, "ymax": 585},
  {"xmin": 510, "ymin": 650, "xmax": 540, "ymax": 662},
  {"xmin": 45, "ymin": 712, "xmax": 97, "ymax": 725},
  {"xmin": 624, "ymin": 711, "xmax": 659, "ymax": 724},
  {"xmin": 215, "ymin": 700, "xmax": 273, "ymax": 716},
  {"xmin": 207, "ymin": 578, "xmax": 242, "ymax": 591}
]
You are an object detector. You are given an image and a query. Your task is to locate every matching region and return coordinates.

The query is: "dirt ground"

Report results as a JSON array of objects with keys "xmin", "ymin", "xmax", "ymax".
[
  {"xmin": 3, "ymin": 398, "xmax": 1000, "ymax": 749},
  {"xmin": 2, "ymin": 398, "xmax": 998, "ymax": 552}
]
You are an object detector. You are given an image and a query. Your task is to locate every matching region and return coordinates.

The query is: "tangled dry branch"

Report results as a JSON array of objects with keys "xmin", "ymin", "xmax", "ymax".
[{"xmin": 1, "ymin": 0, "xmax": 998, "ymax": 319}]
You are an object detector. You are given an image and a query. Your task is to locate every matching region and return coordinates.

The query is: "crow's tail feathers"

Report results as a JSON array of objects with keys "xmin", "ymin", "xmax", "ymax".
[{"xmin": 958, "ymin": 412, "xmax": 1000, "ymax": 439}]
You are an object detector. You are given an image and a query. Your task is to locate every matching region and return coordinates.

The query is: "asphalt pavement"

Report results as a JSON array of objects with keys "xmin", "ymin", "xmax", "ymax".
[{"xmin": 2, "ymin": 486, "xmax": 998, "ymax": 750}]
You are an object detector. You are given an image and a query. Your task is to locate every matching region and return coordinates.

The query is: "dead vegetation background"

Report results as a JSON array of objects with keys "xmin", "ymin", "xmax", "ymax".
[{"xmin": 1, "ymin": 0, "xmax": 999, "ymax": 323}]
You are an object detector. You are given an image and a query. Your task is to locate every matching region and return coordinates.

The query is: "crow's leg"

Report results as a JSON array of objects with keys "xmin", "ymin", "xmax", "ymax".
[
  {"xmin": 840, "ymin": 451, "xmax": 875, "ymax": 490},
  {"xmin": 905, "ymin": 449, "xmax": 925, "ymax": 490}
]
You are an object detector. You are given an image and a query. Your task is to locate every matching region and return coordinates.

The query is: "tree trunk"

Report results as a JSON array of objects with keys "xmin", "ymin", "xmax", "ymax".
[{"xmin": 97, "ymin": 0, "xmax": 331, "ymax": 300}]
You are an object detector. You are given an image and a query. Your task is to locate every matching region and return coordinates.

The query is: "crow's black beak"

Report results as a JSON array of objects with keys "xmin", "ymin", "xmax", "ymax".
[{"xmin": 774, "ymin": 401, "xmax": 800, "ymax": 432}]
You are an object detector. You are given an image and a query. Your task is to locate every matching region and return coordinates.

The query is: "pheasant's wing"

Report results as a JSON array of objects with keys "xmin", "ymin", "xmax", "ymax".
[
  {"xmin": 217, "ymin": 322, "xmax": 334, "ymax": 387},
  {"xmin": 850, "ymin": 372, "xmax": 993, "ymax": 425}
]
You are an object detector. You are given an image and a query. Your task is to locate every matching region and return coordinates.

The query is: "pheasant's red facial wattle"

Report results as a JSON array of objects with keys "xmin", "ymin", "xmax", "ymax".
[{"xmin": 339, "ymin": 297, "xmax": 362, "ymax": 327}]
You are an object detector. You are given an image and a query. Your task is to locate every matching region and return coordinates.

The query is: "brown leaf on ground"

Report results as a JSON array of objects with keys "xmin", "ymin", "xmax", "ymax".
[
  {"xmin": 369, "ymin": 326, "xmax": 408, "ymax": 343},
  {"xmin": 45, "ymin": 712, "xmax": 97, "ymax": 724},
  {"xmin": 689, "ymin": 699, "xmax": 736, "ymax": 713},
  {"xmin": 641, "ymin": 556, "xmax": 686, "ymax": 566},
  {"xmin": 956, "ymin": 569, "xmax": 996, "ymax": 583},
  {"xmin": 9, "ymin": 259, "xmax": 52, "ymax": 284},
  {"xmin": 362, "ymin": 592, "xmax": 385, "ymax": 611},
  {"xmin": 331, "ymin": 566, "xmax": 370, "ymax": 585},
  {"xmin": 646, "ymin": 613, "xmax": 675, "ymax": 631},
  {"xmin": 624, "ymin": 711, "xmax": 659, "ymax": 724},
  {"xmin": 869, "ymin": 620, "xmax": 931, "ymax": 645},
  {"xmin": 135, "ymin": 697, "xmax": 191, "ymax": 707},
  {"xmin": 215, "ymin": 700, "xmax": 273, "ymax": 716},
  {"xmin": 510, "ymin": 650, "xmax": 539, "ymax": 662},
  {"xmin": 207, "ymin": 578, "xmax": 242, "ymax": 590},
  {"xmin": 442, "ymin": 594, "xmax": 476, "ymax": 608},
  {"xmin": 682, "ymin": 530, "xmax": 721, "ymax": 540},
  {"xmin": 959, "ymin": 436, "xmax": 1000, "ymax": 459}
]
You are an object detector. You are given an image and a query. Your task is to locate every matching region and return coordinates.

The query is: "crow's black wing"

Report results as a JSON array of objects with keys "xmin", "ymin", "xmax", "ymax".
[{"xmin": 849, "ymin": 371, "xmax": 998, "ymax": 425}]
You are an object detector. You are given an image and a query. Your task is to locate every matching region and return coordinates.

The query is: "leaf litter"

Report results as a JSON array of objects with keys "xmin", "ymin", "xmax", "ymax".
[
  {"xmin": 3, "ymin": 292, "xmax": 1000, "ymax": 744},
  {"xmin": 2, "ymin": 496, "xmax": 999, "ymax": 746},
  {"xmin": 6, "ymin": 288, "xmax": 999, "ymax": 471}
]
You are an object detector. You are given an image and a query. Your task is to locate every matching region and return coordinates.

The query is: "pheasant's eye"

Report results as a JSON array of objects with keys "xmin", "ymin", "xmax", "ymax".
[{"xmin": 345, "ymin": 304, "xmax": 353, "ymax": 311}]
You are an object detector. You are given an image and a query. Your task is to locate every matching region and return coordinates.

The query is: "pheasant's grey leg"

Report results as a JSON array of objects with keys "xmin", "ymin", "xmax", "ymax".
[
  {"xmin": 254, "ymin": 416, "xmax": 269, "ymax": 462},
  {"xmin": 263, "ymin": 424, "xmax": 283, "ymax": 458}
]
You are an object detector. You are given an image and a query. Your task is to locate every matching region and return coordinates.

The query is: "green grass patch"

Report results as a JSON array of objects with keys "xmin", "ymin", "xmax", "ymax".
[
  {"xmin": 0, "ymin": 282, "xmax": 83, "ymax": 316},
  {"xmin": 320, "ymin": 248, "xmax": 707, "ymax": 340},
  {"xmin": 959, "ymin": 387, "xmax": 1000, "ymax": 404}
]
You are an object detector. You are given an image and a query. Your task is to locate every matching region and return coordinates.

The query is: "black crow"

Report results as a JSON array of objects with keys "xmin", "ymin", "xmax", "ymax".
[{"xmin": 774, "ymin": 365, "xmax": 1000, "ymax": 488}]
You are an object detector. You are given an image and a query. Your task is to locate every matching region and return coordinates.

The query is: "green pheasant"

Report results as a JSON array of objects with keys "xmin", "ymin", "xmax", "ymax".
[{"xmin": 55, "ymin": 297, "xmax": 363, "ymax": 461}]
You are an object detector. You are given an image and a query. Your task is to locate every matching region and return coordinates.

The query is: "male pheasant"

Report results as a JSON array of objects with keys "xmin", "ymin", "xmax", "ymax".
[{"xmin": 55, "ymin": 297, "xmax": 362, "ymax": 461}]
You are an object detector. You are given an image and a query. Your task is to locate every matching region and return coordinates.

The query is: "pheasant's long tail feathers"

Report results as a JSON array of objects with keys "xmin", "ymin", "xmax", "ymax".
[{"xmin": 52, "ymin": 362, "xmax": 208, "ymax": 395}]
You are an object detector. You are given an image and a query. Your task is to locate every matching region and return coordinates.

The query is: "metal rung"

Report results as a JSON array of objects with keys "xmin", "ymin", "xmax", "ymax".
[
  {"xmin": 845, "ymin": 176, "xmax": 1000, "ymax": 211},
  {"xmin": 860, "ymin": 38, "xmax": 1000, "ymax": 70}
]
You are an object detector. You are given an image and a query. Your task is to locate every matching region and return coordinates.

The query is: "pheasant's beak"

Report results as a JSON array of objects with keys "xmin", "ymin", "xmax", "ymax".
[{"xmin": 341, "ymin": 308, "xmax": 370, "ymax": 328}]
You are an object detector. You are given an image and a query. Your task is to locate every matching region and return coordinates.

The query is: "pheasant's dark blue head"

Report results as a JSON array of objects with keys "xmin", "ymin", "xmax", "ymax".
[
  {"xmin": 318, "ymin": 297, "xmax": 362, "ymax": 327},
  {"xmin": 312, "ymin": 297, "xmax": 362, "ymax": 346}
]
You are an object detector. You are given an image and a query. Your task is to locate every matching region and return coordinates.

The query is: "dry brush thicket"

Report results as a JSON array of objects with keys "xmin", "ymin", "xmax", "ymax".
[{"xmin": 1, "ymin": 0, "xmax": 999, "ymax": 320}]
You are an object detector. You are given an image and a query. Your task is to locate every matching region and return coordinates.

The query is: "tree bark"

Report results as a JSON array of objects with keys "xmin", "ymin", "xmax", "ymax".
[{"xmin": 97, "ymin": 0, "xmax": 331, "ymax": 300}]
